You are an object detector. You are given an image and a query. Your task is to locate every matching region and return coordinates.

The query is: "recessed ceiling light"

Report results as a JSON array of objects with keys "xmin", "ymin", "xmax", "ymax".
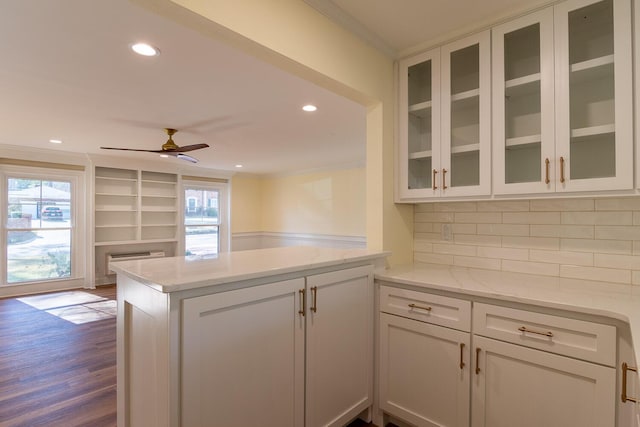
[
  {"xmin": 131, "ymin": 42, "xmax": 160, "ymax": 57},
  {"xmin": 235, "ymin": 164, "xmax": 243, "ymax": 168},
  {"xmin": 302, "ymin": 104, "xmax": 317, "ymax": 112},
  {"xmin": 49, "ymin": 139, "xmax": 62, "ymax": 144},
  {"xmin": 159, "ymin": 154, "xmax": 169, "ymax": 158}
]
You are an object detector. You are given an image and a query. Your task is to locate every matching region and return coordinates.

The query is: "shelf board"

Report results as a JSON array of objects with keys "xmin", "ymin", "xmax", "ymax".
[
  {"xmin": 408, "ymin": 150, "xmax": 432, "ymax": 160},
  {"xmin": 506, "ymin": 134, "xmax": 542, "ymax": 149},
  {"xmin": 96, "ymin": 176, "xmax": 137, "ymax": 182},
  {"xmin": 142, "ymin": 224, "xmax": 177, "ymax": 227},
  {"xmin": 95, "ymin": 208, "xmax": 136, "ymax": 212},
  {"xmin": 96, "ymin": 193, "xmax": 137, "ymax": 198},
  {"xmin": 142, "ymin": 208, "xmax": 177, "ymax": 213},
  {"xmin": 408, "ymin": 101, "xmax": 432, "ymax": 112},
  {"xmin": 94, "ymin": 238, "xmax": 178, "ymax": 247},
  {"xmin": 571, "ymin": 124, "xmax": 615, "ymax": 139},
  {"xmin": 141, "ymin": 179, "xmax": 177, "ymax": 185},
  {"xmin": 451, "ymin": 88, "xmax": 479, "ymax": 102},
  {"xmin": 570, "ymin": 54, "xmax": 614, "ymax": 73},
  {"xmin": 141, "ymin": 194, "xmax": 177, "ymax": 199},
  {"xmin": 95, "ymin": 224, "xmax": 137, "ymax": 229},
  {"xmin": 451, "ymin": 143, "xmax": 480, "ymax": 154},
  {"xmin": 505, "ymin": 73, "xmax": 540, "ymax": 98}
]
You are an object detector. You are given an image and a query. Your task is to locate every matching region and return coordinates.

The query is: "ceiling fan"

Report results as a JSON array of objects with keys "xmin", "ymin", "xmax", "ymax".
[{"xmin": 100, "ymin": 128, "xmax": 209, "ymax": 163}]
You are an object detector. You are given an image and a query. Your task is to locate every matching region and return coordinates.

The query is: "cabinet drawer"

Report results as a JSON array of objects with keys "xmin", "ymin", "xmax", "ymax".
[
  {"xmin": 380, "ymin": 285, "xmax": 471, "ymax": 332},
  {"xmin": 473, "ymin": 303, "xmax": 616, "ymax": 366}
]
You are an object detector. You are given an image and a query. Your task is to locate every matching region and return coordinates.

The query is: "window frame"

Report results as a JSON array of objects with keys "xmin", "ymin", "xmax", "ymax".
[
  {"xmin": 1, "ymin": 165, "xmax": 85, "ymax": 288},
  {"xmin": 180, "ymin": 180, "xmax": 229, "ymax": 256}
]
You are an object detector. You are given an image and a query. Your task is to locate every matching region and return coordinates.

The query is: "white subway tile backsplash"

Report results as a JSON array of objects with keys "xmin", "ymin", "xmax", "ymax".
[
  {"xmin": 561, "ymin": 211, "xmax": 632, "ymax": 225},
  {"xmin": 414, "ymin": 197, "xmax": 640, "ymax": 289},
  {"xmin": 529, "ymin": 250, "xmax": 593, "ymax": 266},
  {"xmin": 560, "ymin": 265, "xmax": 631, "ymax": 284},
  {"xmin": 503, "ymin": 212, "xmax": 560, "ymax": 224},
  {"xmin": 433, "ymin": 243, "xmax": 477, "ymax": 256},
  {"xmin": 455, "ymin": 212, "xmax": 502, "ymax": 224},
  {"xmin": 477, "ymin": 224, "xmax": 529, "ymax": 236},
  {"xmin": 595, "ymin": 226, "xmax": 640, "ymax": 241},
  {"xmin": 530, "ymin": 199, "xmax": 594, "ymax": 211},
  {"xmin": 477, "ymin": 200, "xmax": 529, "ymax": 212},
  {"xmin": 502, "ymin": 236, "xmax": 560, "ymax": 250},
  {"xmin": 454, "ymin": 256, "xmax": 501, "ymax": 270},
  {"xmin": 477, "ymin": 246, "xmax": 529, "ymax": 261},
  {"xmin": 503, "ymin": 260, "xmax": 559, "ymax": 277},
  {"xmin": 560, "ymin": 238, "xmax": 632, "ymax": 254},
  {"xmin": 530, "ymin": 224, "xmax": 594, "ymax": 239}
]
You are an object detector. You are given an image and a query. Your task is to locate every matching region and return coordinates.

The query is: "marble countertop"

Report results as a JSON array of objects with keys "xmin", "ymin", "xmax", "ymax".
[
  {"xmin": 376, "ymin": 263, "xmax": 640, "ymax": 367},
  {"xmin": 110, "ymin": 246, "xmax": 388, "ymax": 293}
]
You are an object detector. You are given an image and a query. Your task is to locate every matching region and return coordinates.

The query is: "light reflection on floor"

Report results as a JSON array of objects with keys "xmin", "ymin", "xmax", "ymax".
[{"xmin": 17, "ymin": 290, "xmax": 117, "ymax": 324}]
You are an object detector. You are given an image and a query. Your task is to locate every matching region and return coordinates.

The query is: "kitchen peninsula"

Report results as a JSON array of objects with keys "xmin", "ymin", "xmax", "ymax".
[{"xmin": 111, "ymin": 246, "xmax": 388, "ymax": 427}]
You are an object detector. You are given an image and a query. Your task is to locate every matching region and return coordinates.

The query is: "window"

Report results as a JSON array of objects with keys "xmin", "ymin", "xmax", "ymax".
[
  {"xmin": 6, "ymin": 177, "xmax": 74, "ymax": 284},
  {"xmin": 183, "ymin": 182, "xmax": 228, "ymax": 257}
]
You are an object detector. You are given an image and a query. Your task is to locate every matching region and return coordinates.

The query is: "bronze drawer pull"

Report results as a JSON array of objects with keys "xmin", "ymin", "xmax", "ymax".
[
  {"xmin": 442, "ymin": 168, "xmax": 448, "ymax": 190},
  {"xmin": 475, "ymin": 347, "xmax": 481, "ymax": 375},
  {"xmin": 433, "ymin": 169, "xmax": 438, "ymax": 190},
  {"xmin": 298, "ymin": 289, "xmax": 305, "ymax": 316},
  {"xmin": 559, "ymin": 156, "xmax": 565, "ymax": 183},
  {"xmin": 518, "ymin": 326, "xmax": 554, "ymax": 338},
  {"xmin": 622, "ymin": 362, "xmax": 638, "ymax": 403},
  {"xmin": 310, "ymin": 286, "xmax": 318, "ymax": 313},
  {"xmin": 544, "ymin": 158, "xmax": 550, "ymax": 184},
  {"xmin": 459, "ymin": 343, "xmax": 465, "ymax": 370},
  {"xmin": 408, "ymin": 303, "xmax": 432, "ymax": 312}
]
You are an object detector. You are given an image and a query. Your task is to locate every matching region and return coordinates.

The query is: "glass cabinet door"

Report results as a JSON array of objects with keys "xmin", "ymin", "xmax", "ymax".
[
  {"xmin": 398, "ymin": 48, "xmax": 441, "ymax": 199},
  {"xmin": 554, "ymin": 0, "xmax": 632, "ymax": 191},
  {"xmin": 440, "ymin": 31, "xmax": 491, "ymax": 197},
  {"xmin": 492, "ymin": 8, "xmax": 555, "ymax": 194}
]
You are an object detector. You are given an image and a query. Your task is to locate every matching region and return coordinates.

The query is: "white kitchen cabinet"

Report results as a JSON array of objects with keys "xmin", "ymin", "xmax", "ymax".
[
  {"xmin": 493, "ymin": 0, "xmax": 632, "ymax": 195},
  {"xmin": 492, "ymin": 8, "xmax": 555, "ymax": 194},
  {"xmin": 182, "ymin": 278, "xmax": 305, "ymax": 427},
  {"xmin": 554, "ymin": 0, "xmax": 633, "ymax": 192},
  {"xmin": 398, "ymin": 31, "xmax": 490, "ymax": 200},
  {"xmin": 379, "ymin": 313, "xmax": 470, "ymax": 427},
  {"xmin": 306, "ymin": 266, "xmax": 374, "ymax": 427},
  {"xmin": 472, "ymin": 335, "xmax": 615, "ymax": 427}
]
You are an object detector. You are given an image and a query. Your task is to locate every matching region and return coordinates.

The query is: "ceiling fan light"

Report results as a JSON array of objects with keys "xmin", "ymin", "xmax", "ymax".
[{"xmin": 131, "ymin": 42, "xmax": 160, "ymax": 57}]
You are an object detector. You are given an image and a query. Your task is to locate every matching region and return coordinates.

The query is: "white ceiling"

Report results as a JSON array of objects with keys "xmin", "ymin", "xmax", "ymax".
[
  {"xmin": 1, "ymin": 0, "xmax": 550, "ymax": 176},
  {"xmin": 0, "ymin": 0, "xmax": 366, "ymax": 175}
]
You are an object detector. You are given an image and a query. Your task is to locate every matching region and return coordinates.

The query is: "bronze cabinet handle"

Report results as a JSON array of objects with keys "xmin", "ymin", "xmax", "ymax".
[
  {"xmin": 408, "ymin": 303, "xmax": 432, "ymax": 312},
  {"xmin": 460, "ymin": 343, "xmax": 465, "ymax": 370},
  {"xmin": 560, "ymin": 156, "xmax": 565, "ymax": 183},
  {"xmin": 518, "ymin": 326, "xmax": 554, "ymax": 338},
  {"xmin": 544, "ymin": 158, "xmax": 550, "ymax": 184},
  {"xmin": 433, "ymin": 169, "xmax": 438, "ymax": 190},
  {"xmin": 442, "ymin": 168, "xmax": 448, "ymax": 190},
  {"xmin": 298, "ymin": 289, "xmax": 305, "ymax": 316},
  {"xmin": 310, "ymin": 286, "xmax": 318, "ymax": 313},
  {"xmin": 475, "ymin": 347, "xmax": 481, "ymax": 375},
  {"xmin": 622, "ymin": 362, "xmax": 638, "ymax": 403}
]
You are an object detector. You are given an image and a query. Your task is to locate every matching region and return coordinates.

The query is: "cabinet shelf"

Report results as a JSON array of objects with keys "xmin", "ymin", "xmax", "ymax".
[
  {"xmin": 408, "ymin": 150, "xmax": 433, "ymax": 160},
  {"xmin": 142, "ymin": 208, "xmax": 177, "ymax": 213},
  {"xmin": 95, "ymin": 208, "xmax": 136, "ymax": 212},
  {"xmin": 142, "ymin": 223, "xmax": 177, "ymax": 227},
  {"xmin": 141, "ymin": 179, "xmax": 177, "ymax": 185},
  {"xmin": 506, "ymin": 134, "xmax": 542, "ymax": 149},
  {"xmin": 96, "ymin": 193, "xmax": 137, "ymax": 197},
  {"xmin": 96, "ymin": 176, "xmax": 137, "ymax": 182},
  {"xmin": 141, "ymin": 194, "xmax": 177, "ymax": 199},
  {"xmin": 409, "ymin": 101, "xmax": 432, "ymax": 112},
  {"xmin": 451, "ymin": 88, "xmax": 480, "ymax": 102},
  {"xmin": 570, "ymin": 55, "xmax": 614, "ymax": 85},
  {"xmin": 505, "ymin": 73, "xmax": 540, "ymax": 97},
  {"xmin": 451, "ymin": 144, "xmax": 480, "ymax": 154},
  {"xmin": 95, "ymin": 224, "xmax": 138, "ymax": 229},
  {"xmin": 570, "ymin": 54, "xmax": 614, "ymax": 73},
  {"xmin": 571, "ymin": 124, "xmax": 615, "ymax": 139},
  {"xmin": 94, "ymin": 238, "xmax": 178, "ymax": 247}
]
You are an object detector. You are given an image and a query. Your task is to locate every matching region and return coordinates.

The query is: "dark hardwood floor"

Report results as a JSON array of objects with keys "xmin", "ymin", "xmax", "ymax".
[
  {"xmin": 0, "ymin": 285, "xmax": 117, "ymax": 427},
  {"xmin": 0, "ymin": 285, "xmax": 378, "ymax": 427}
]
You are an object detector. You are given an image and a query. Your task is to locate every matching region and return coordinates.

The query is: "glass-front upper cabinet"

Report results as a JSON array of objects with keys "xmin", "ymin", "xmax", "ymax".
[
  {"xmin": 398, "ymin": 48, "xmax": 441, "ymax": 200},
  {"xmin": 440, "ymin": 31, "xmax": 491, "ymax": 197},
  {"xmin": 492, "ymin": 9, "xmax": 555, "ymax": 195},
  {"xmin": 554, "ymin": 0, "xmax": 632, "ymax": 192}
]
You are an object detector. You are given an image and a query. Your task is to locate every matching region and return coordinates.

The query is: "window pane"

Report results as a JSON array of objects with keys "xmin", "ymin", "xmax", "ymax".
[
  {"xmin": 185, "ymin": 188, "xmax": 219, "ymax": 225},
  {"xmin": 7, "ymin": 179, "xmax": 71, "ymax": 229},
  {"xmin": 185, "ymin": 226, "xmax": 218, "ymax": 257},
  {"xmin": 7, "ymin": 229, "xmax": 71, "ymax": 283}
]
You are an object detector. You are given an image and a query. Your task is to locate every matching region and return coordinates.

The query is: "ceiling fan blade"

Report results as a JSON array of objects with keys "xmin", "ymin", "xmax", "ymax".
[
  {"xmin": 177, "ymin": 153, "xmax": 198, "ymax": 163},
  {"xmin": 173, "ymin": 143, "xmax": 209, "ymax": 153},
  {"xmin": 100, "ymin": 147, "xmax": 166, "ymax": 153}
]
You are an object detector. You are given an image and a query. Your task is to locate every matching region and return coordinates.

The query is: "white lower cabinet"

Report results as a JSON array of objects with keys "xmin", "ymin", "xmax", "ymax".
[
  {"xmin": 380, "ymin": 313, "xmax": 470, "ymax": 427},
  {"xmin": 472, "ymin": 335, "xmax": 615, "ymax": 427},
  {"xmin": 182, "ymin": 265, "xmax": 373, "ymax": 427},
  {"xmin": 378, "ymin": 284, "xmax": 619, "ymax": 427}
]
